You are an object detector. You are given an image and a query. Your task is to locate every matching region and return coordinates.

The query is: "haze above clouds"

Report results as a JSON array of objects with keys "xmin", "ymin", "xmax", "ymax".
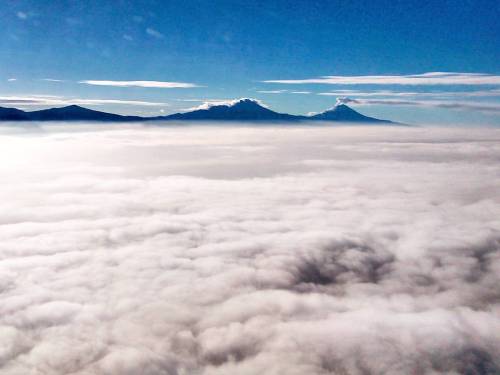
[{"xmin": 0, "ymin": 123, "xmax": 499, "ymax": 374}]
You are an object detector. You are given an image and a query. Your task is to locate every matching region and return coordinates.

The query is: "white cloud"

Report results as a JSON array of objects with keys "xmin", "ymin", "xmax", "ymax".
[
  {"xmin": 16, "ymin": 11, "xmax": 27, "ymax": 20},
  {"xmin": 316, "ymin": 88, "xmax": 500, "ymax": 114},
  {"xmin": 0, "ymin": 125, "xmax": 499, "ymax": 374},
  {"xmin": 318, "ymin": 89, "xmax": 500, "ymax": 98},
  {"xmin": 256, "ymin": 90, "xmax": 288, "ymax": 94},
  {"xmin": 7, "ymin": 78, "xmax": 17, "ymax": 82},
  {"xmin": 40, "ymin": 78, "xmax": 65, "ymax": 82},
  {"xmin": 333, "ymin": 96, "xmax": 500, "ymax": 113},
  {"xmin": 185, "ymin": 98, "xmax": 268, "ymax": 111},
  {"xmin": 146, "ymin": 27, "xmax": 164, "ymax": 39},
  {"xmin": 255, "ymin": 90, "xmax": 311, "ymax": 95},
  {"xmin": 79, "ymin": 80, "xmax": 199, "ymax": 88},
  {"xmin": 335, "ymin": 97, "xmax": 359, "ymax": 106},
  {"xmin": 123, "ymin": 34, "xmax": 133, "ymax": 41},
  {"xmin": 0, "ymin": 95, "xmax": 168, "ymax": 107},
  {"xmin": 264, "ymin": 72, "xmax": 500, "ymax": 85}
]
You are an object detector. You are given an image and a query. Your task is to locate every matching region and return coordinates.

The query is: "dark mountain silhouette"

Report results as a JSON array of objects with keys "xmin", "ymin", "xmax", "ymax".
[
  {"xmin": 25, "ymin": 105, "xmax": 143, "ymax": 122},
  {"xmin": 0, "ymin": 99, "xmax": 396, "ymax": 123},
  {"xmin": 0, "ymin": 106, "xmax": 31, "ymax": 121},
  {"xmin": 311, "ymin": 104, "xmax": 394, "ymax": 123},
  {"xmin": 155, "ymin": 99, "xmax": 394, "ymax": 123},
  {"xmin": 159, "ymin": 99, "xmax": 303, "ymax": 121}
]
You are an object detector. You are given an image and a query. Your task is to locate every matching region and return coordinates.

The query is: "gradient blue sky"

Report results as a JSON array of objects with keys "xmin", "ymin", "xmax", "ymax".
[{"xmin": 1, "ymin": 0, "xmax": 499, "ymax": 124}]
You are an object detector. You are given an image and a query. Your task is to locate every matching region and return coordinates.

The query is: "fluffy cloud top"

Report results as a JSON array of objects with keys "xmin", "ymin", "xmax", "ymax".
[
  {"xmin": 186, "ymin": 98, "xmax": 268, "ymax": 111},
  {"xmin": 0, "ymin": 124, "xmax": 499, "ymax": 374}
]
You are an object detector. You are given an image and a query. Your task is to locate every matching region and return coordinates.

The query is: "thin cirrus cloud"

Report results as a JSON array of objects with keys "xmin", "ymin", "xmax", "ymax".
[
  {"xmin": 256, "ymin": 90, "xmax": 311, "ymax": 94},
  {"xmin": 334, "ymin": 96, "xmax": 500, "ymax": 113},
  {"xmin": 257, "ymin": 90, "xmax": 288, "ymax": 94},
  {"xmin": 41, "ymin": 78, "xmax": 65, "ymax": 82},
  {"xmin": 264, "ymin": 72, "xmax": 500, "ymax": 85},
  {"xmin": 0, "ymin": 95, "xmax": 169, "ymax": 107},
  {"xmin": 318, "ymin": 89, "xmax": 500, "ymax": 98},
  {"xmin": 79, "ymin": 80, "xmax": 200, "ymax": 88},
  {"xmin": 146, "ymin": 27, "xmax": 164, "ymax": 39}
]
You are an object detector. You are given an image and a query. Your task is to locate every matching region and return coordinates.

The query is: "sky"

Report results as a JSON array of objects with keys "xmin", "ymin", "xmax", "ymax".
[{"xmin": 0, "ymin": 0, "xmax": 499, "ymax": 124}]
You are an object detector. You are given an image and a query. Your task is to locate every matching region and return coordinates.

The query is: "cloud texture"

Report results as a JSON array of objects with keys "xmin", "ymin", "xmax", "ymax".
[{"xmin": 0, "ymin": 124, "xmax": 499, "ymax": 374}]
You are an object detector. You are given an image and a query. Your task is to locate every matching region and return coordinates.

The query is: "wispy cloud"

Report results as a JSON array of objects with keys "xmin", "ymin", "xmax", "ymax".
[
  {"xmin": 318, "ymin": 89, "xmax": 500, "ymax": 98},
  {"xmin": 264, "ymin": 72, "xmax": 500, "ymax": 85},
  {"xmin": 0, "ymin": 95, "xmax": 169, "ymax": 107},
  {"xmin": 146, "ymin": 27, "xmax": 164, "ymax": 39},
  {"xmin": 123, "ymin": 34, "xmax": 133, "ymax": 41},
  {"xmin": 257, "ymin": 90, "xmax": 288, "ymax": 94},
  {"xmin": 319, "ymin": 88, "xmax": 500, "ymax": 114},
  {"xmin": 337, "ymin": 96, "xmax": 500, "ymax": 113},
  {"xmin": 79, "ymin": 80, "xmax": 199, "ymax": 88},
  {"xmin": 335, "ymin": 97, "xmax": 360, "ymax": 106},
  {"xmin": 256, "ymin": 90, "xmax": 311, "ymax": 94},
  {"xmin": 7, "ymin": 78, "xmax": 17, "ymax": 82},
  {"xmin": 41, "ymin": 78, "xmax": 65, "ymax": 82},
  {"xmin": 16, "ymin": 11, "xmax": 28, "ymax": 20}
]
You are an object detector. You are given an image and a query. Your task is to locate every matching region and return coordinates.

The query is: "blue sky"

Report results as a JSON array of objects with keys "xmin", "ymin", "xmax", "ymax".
[{"xmin": 1, "ymin": 0, "xmax": 499, "ymax": 124}]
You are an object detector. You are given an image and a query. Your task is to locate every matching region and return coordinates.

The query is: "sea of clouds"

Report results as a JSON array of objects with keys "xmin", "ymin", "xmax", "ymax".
[{"xmin": 0, "ymin": 122, "xmax": 499, "ymax": 375}]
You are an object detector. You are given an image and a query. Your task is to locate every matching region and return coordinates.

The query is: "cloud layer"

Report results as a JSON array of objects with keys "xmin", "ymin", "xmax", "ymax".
[{"xmin": 0, "ymin": 124, "xmax": 499, "ymax": 374}]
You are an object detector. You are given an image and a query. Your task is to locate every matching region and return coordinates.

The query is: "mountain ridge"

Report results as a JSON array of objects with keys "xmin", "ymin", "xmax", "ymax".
[
  {"xmin": 0, "ymin": 99, "xmax": 398, "ymax": 124},
  {"xmin": 155, "ymin": 99, "xmax": 304, "ymax": 121},
  {"xmin": 311, "ymin": 104, "xmax": 391, "ymax": 123}
]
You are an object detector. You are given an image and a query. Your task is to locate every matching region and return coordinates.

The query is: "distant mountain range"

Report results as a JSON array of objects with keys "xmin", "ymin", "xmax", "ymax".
[
  {"xmin": 0, "ymin": 99, "xmax": 397, "ymax": 124},
  {"xmin": 0, "ymin": 105, "xmax": 143, "ymax": 122}
]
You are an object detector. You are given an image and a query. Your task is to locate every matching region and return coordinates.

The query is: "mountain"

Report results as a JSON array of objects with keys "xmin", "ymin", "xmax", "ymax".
[
  {"xmin": 159, "ymin": 99, "xmax": 303, "ymax": 121},
  {"xmin": 25, "ymin": 105, "xmax": 143, "ymax": 122},
  {"xmin": 0, "ymin": 107, "xmax": 31, "ymax": 121},
  {"xmin": 311, "ymin": 104, "xmax": 393, "ymax": 123},
  {"xmin": 0, "ymin": 100, "xmax": 396, "ymax": 123},
  {"xmin": 159, "ymin": 99, "xmax": 393, "ymax": 123}
]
